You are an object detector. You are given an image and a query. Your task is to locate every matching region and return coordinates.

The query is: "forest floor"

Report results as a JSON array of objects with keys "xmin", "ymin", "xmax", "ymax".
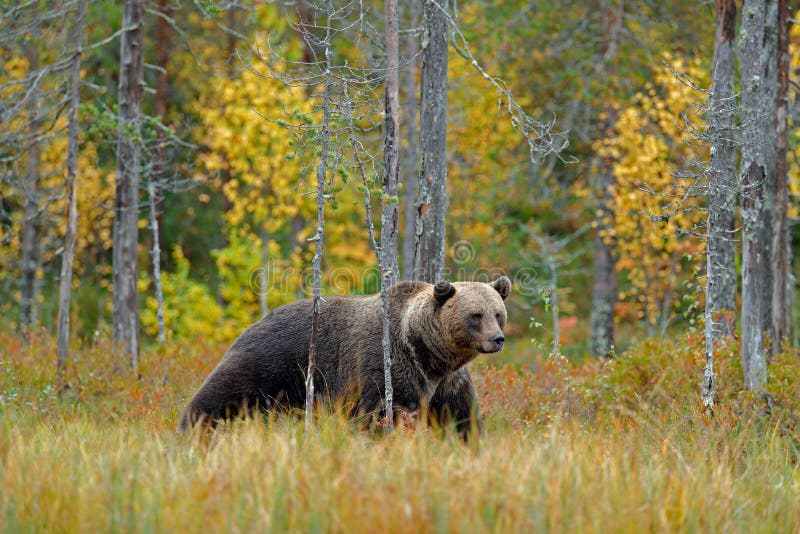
[{"xmin": 1, "ymin": 329, "xmax": 799, "ymax": 533}]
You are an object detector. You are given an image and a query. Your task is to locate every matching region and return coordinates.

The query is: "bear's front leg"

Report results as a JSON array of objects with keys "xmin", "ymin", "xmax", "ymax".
[{"xmin": 428, "ymin": 367, "xmax": 483, "ymax": 441}]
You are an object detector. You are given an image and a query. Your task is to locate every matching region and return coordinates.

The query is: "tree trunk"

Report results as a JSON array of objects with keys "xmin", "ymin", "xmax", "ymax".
[
  {"xmin": 551, "ymin": 266, "xmax": 560, "ymax": 356},
  {"xmin": 382, "ymin": 0, "xmax": 400, "ymax": 284},
  {"xmin": 414, "ymin": 0, "xmax": 448, "ymax": 283},
  {"xmin": 259, "ymin": 231, "xmax": 270, "ymax": 317},
  {"xmin": 56, "ymin": 0, "xmax": 86, "ymax": 393},
  {"xmin": 155, "ymin": 0, "xmax": 169, "ymax": 125},
  {"xmin": 589, "ymin": 165, "xmax": 616, "ymax": 359},
  {"xmin": 739, "ymin": 0, "xmax": 770, "ymax": 394},
  {"xmin": 151, "ymin": 0, "xmax": 169, "ymax": 346},
  {"xmin": 707, "ymin": 0, "xmax": 738, "ymax": 332},
  {"xmin": 589, "ymin": 2, "xmax": 622, "ymax": 359},
  {"xmin": 20, "ymin": 37, "xmax": 41, "ymax": 339},
  {"xmin": 761, "ymin": 0, "xmax": 779, "ymax": 333},
  {"xmin": 147, "ymin": 180, "xmax": 166, "ymax": 345},
  {"xmin": 113, "ymin": 0, "xmax": 145, "ymax": 372},
  {"xmin": 379, "ymin": 0, "xmax": 401, "ymax": 431},
  {"xmin": 401, "ymin": 0, "xmax": 419, "ymax": 281},
  {"xmin": 306, "ymin": 4, "xmax": 333, "ymax": 434},
  {"xmin": 771, "ymin": 0, "xmax": 791, "ymax": 354},
  {"xmin": 703, "ymin": 0, "xmax": 738, "ymax": 408}
]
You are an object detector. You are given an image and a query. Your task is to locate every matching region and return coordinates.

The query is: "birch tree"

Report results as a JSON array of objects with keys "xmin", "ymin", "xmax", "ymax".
[
  {"xmin": 113, "ymin": 0, "xmax": 145, "ymax": 371},
  {"xmin": 703, "ymin": 0, "xmax": 738, "ymax": 409}
]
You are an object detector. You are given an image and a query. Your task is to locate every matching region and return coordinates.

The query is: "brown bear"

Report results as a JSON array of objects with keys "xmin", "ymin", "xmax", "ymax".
[{"xmin": 179, "ymin": 276, "xmax": 511, "ymax": 438}]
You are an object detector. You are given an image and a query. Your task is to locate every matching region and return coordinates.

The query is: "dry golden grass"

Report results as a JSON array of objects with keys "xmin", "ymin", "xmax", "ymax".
[{"xmin": 1, "ymin": 329, "xmax": 799, "ymax": 533}]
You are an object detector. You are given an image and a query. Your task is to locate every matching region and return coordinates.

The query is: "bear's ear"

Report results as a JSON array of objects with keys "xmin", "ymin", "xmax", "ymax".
[
  {"xmin": 433, "ymin": 280, "xmax": 456, "ymax": 305},
  {"xmin": 491, "ymin": 276, "xmax": 511, "ymax": 300}
]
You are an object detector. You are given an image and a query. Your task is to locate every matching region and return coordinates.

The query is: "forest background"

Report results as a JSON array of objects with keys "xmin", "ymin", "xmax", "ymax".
[{"xmin": 7, "ymin": 0, "xmax": 799, "ymax": 353}]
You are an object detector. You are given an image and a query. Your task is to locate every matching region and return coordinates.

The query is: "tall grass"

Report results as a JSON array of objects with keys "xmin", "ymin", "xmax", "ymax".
[{"xmin": 1, "ymin": 329, "xmax": 798, "ymax": 533}]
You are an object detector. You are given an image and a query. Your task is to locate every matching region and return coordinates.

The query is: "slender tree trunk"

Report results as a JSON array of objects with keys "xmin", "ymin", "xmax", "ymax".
[
  {"xmin": 113, "ymin": 0, "xmax": 145, "ymax": 372},
  {"xmin": 551, "ymin": 266, "xmax": 559, "ymax": 356},
  {"xmin": 151, "ymin": 0, "xmax": 169, "ymax": 343},
  {"xmin": 259, "ymin": 230, "xmax": 270, "ymax": 316},
  {"xmin": 147, "ymin": 180, "xmax": 166, "ymax": 345},
  {"xmin": 414, "ymin": 0, "xmax": 448, "ymax": 283},
  {"xmin": 155, "ymin": 0, "xmax": 169, "ymax": 126},
  {"xmin": 707, "ymin": 0, "xmax": 739, "ymax": 329},
  {"xmin": 739, "ymin": 0, "xmax": 770, "ymax": 395},
  {"xmin": 401, "ymin": 0, "xmax": 419, "ymax": 281},
  {"xmin": 590, "ymin": 139, "xmax": 617, "ymax": 359},
  {"xmin": 306, "ymin": 5, "xmax": 333, "ymax": 434},
  {"xmin": 56, "ymin": 0, "xmax": 86, "ymax": 393},
  {"xmin": 703, "ymin": 0, "xmax": 738, "ymax": 408},
  {"xmin": 771, "ymin": 0, "xmax": 791, "ymax": 354},
  {"xmin": 382, "ymin": 0, "xmax": 400, "ymax": 283},
  {"xmin": 589, "ymin": 166, "xmax": 616, "ymax": 359},
  {"xmin": 741, "ymin": 161, "xmax": 767, "ymax": 393},
  {"xmin": 20, "ymin": 38, "xmax": 41, "ymax": 339},
  {"xmin": 761, "ymin": 0, "xmax": 779, "ymax": 332},
  {"xmin": 589, "ymin": 2, "xmax": 622, "ymax": 359},
  {"xmin": 379, "ymin": 0, "xmax": 401, "ymax": 432}
]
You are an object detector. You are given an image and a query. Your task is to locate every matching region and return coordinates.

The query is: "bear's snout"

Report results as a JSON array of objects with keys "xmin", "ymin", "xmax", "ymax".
[
  {"xmin": 479, "ymin": 332, "xmax": 505, "ymax": 353},
  {"xmin": 491, "ymin": 333, "xmax": 505, "ymax": 350}
]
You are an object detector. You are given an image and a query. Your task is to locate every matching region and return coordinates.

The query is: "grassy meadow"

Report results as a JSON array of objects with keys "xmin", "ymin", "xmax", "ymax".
[{"xmin": 1, "ymin": 329, "xmax": 799, "ymax": 533}]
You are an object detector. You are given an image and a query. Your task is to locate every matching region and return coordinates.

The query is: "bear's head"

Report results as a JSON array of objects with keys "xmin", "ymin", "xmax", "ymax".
[{"xmin": 433, "ymin": 276, "xmax": 510, "ymax": 355}]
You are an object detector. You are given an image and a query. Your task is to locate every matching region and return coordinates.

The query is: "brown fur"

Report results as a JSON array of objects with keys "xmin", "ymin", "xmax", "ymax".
[{"xmin": 179, "ymin": 277, "xmax": 511, "ymax": 438}]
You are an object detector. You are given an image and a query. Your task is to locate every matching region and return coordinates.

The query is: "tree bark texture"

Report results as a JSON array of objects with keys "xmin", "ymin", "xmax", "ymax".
[
  {"xmin": 20, "ymin": 38, "xmax": 41, "ymax": 337},
  {"xmin": 738, "ymin": 0, "xmax": 770, "ymax": 393},
  {"xmin": 760, "ymin": 0, "xmax": 779, "ymax": 331},
  {"xmin": 380, "ymin": 0, "xmax": 401, "ymax": 431},
  {"xmin": 401, "ymin": 0, "xmax": 419, "ymax": 281},
  {"xmin": 707, "ymin": 0, "xmax": 738, "ymax": 332},
  {"xmin": 589, "ymin": 164, "xmax": 616, "ymax": 359},
  {"xmin": 771, "ymin": 0, "xmax": 791, "ymax": 354},
  {"xmin": 414, "ymin": 0, "xmax": 448, "ymax": 284},
  {"xmin": 703, "ymin": 0, "xmax": 738, "ymax": 408},
  {"xmin": 113, "ymin": 0, "xmax": 145, "ymax": 371},
  {"xmin": 382, "ymin": 0, "xmax": 400, "ymax": 284},
  {"xmin": 56, "ymin": 0, "xmax": 86, "ymax": 393},
  {"xmin": 589, "ymin": 2, "xmax": 622, "ymax": 359},
  {"xmin": 148, "ymin": 180, "xmax": 166, "ymax": 345}
]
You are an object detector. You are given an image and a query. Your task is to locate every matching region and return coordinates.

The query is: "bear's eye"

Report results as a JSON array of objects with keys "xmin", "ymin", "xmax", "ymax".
[{"xmin": 470, "ymin": 313, "xmax": 483, "ymax": 321}]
